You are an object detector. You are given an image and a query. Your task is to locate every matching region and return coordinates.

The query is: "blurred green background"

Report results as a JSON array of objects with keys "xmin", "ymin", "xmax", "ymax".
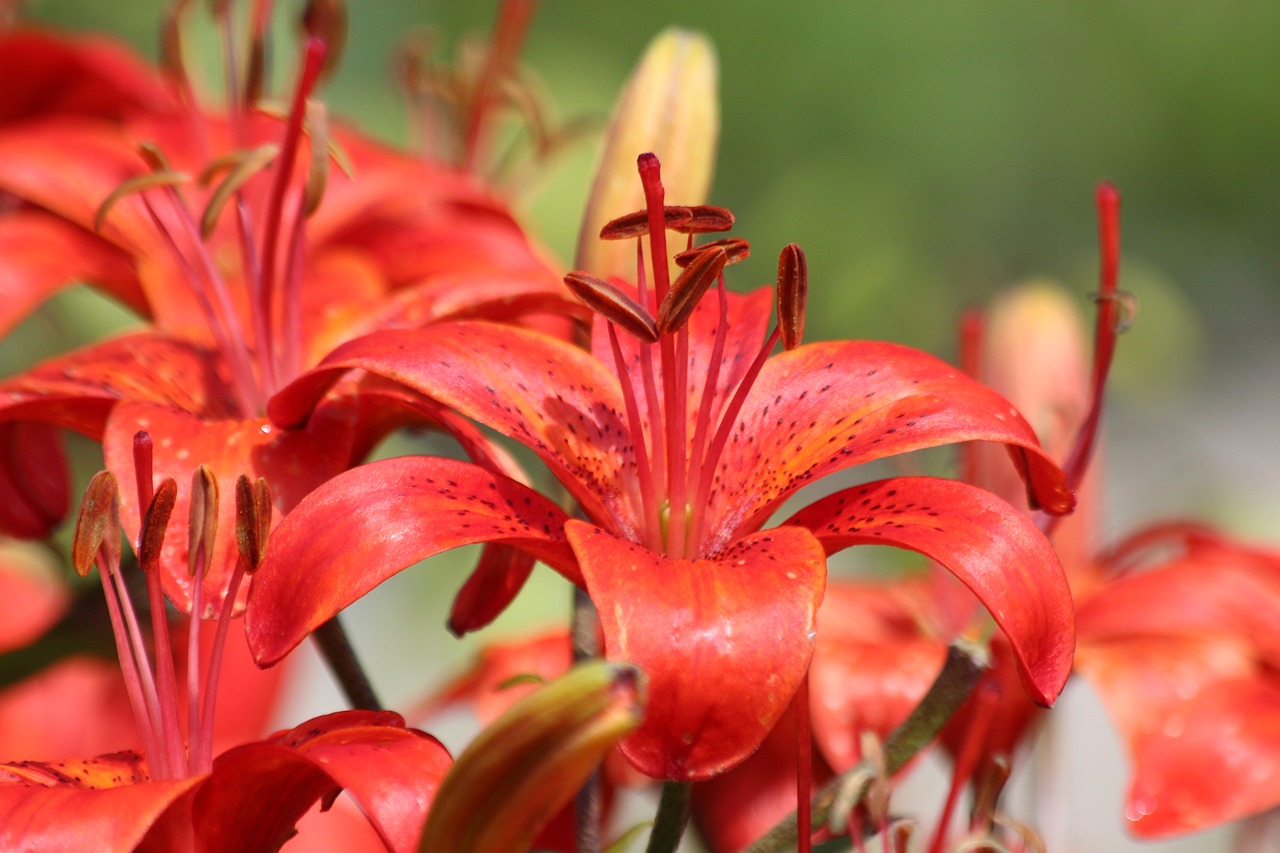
[{"xmin": 22, "ymin": 0, "xmax": 1280, "ymax": 359}]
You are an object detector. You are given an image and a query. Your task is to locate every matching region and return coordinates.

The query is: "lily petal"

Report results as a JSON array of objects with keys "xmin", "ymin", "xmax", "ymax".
[
  {"xmin": 808, "ymin": 581, "xmax": 951, "ymax": 771},
  {"xmin": 785, "ymin": 477, "xmax": 1074, "ymax": 705},
  {"xmin": 565, "ymin": 520, "xmax": 826, "ymax": 781},
  {"xmin": 268, "ymin": 323, "xmax": 639, "ymax": 538},
  {"xmin": 709, "ymin": 340, "xmax": 1074, "ymax": 551},
  {"xmin": 1124, "ymin": 677, "xmax": 1280, "ymax": 838},
  {"xmin": 0, "ymin": 333, "xmax": 239, "ymax": 437},
  {"xmin": 102, "ymin": 400, "xmax": 358, "ymax": 616},
  {"xmin": 247, "ymin": 455, "xmax": 577, "ymax": 666},
  {"xmin": 0, "ymin": 753, "xmax": 197, "ymax": 852},
  {"xmin": 0, "ymin": 210, "xmax": 143, "ymax": 339},
  {"xmin": 198, "ymin": 710, "xmax": 451, "ymax": 853},
  {"xmin": 0, "ymin": 29, "xmax": 172, "ymax": 124}
]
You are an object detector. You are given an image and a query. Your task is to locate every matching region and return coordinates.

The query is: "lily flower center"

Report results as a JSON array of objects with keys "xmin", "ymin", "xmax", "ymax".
[
  {"xmin": 95, "ymin": 8, "xmax": 337, "ymax": 418},
  {"xmin": 565, "ymin": 152, "xmax": 807, "ymax": 560},
  {"xmin": 71, "ymin": 431, "xmax": 270, "ymax": 781}
]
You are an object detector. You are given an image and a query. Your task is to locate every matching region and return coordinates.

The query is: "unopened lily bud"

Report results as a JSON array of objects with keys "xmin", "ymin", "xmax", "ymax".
[
  {"xmin": 138, "ymin": 478, "xmax": 178, "ymax": 573},
  {"xmin": 982, "ymin": 283, "xmax": 1089, "ymax": 472},
  {"xmin": 563, "ymin": 272, "xmax": 660, "ymax": 343},
  {"xmin": 188, "ymin": 465, "xmax": 219, "ymax": 579},
  {"xmin": 72, "ymin": 471, "xmax": 121, "ymax": 577},
  {"xmin": 975, "ymin": 282, "xmax": 1097, "ymax": 566},
  {"xmin": 418, "ymin": 661, "xmax": 645, "ymax": 853},
  {"xmin": 575, "ymin": 28, "xmax": 718, "ymax": 277}
]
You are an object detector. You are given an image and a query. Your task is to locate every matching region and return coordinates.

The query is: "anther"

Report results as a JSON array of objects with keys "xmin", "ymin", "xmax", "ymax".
[
  {"xmin": 599, "ymin": 205, "xmax": 692, "ymax": 240},
  {"xmin": 138, "ymin": 479, "xmax": 179, "ymax": 573},
  {"xmin": 188, "ymin": 465, "xmax": 219, "ymax": 578},
  {"xmin": 776, "ymin": 243, "xmax": 808, "ymax": 351},
  {"xmin": 657, "ymin": 246, "xmax": 727, "ymax": 334},
  {"xmin": 673, "ymin": 236, "xmax": 750, "ymax": 268},
  {"xmin": 564, "ymin": 272, "xmax": 660, "ymax": 343},
  {"xmin": 72, "ymin": 471, "xmax": 121, "ymax": 578}
]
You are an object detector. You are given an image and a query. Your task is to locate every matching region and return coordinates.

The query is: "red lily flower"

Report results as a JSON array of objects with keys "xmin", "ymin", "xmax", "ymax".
[
  {"xmin": 0, "ymin": 18, "xmax": 574, "ymax": 611},
  {"xmin": 246, "ymin": 152, "xmax": 1073, "ymax": 782},
  {"xmin": 0, "ymin": 456, "xmax": 451, "ymax": 852},
  {"xmin": 810, "ymin": 187, "xmax": 1280, "ymax": 844}
]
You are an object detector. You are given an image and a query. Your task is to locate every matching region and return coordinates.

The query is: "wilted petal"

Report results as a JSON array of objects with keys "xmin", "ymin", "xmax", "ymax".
[
  {"xmin": 566, "ymin": 520, "xmax": 826, "ymax": 781},
  {"xmin": 247, "ymin": 456, "xmax": 577, "ymax": 666},
  {"xmin": 786, "ymin": 477, "xmax": 1074, "ymax": 705}
]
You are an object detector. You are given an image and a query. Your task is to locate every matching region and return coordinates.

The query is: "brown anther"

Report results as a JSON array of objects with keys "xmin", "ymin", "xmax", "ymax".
[
  {"xmin": 138, "ymin": 478, "xmax": 179, "ymax": 574},
  {"xmin": 235, "ymin": 475, "xmax": 272, "ymax": 572},
  {"xmin": 137, "ymin": 142, "xmax": 176, "ymax": 174},
  {"xmin": 72, "ymin": 471, "xmax": 120, "ymax": 578},
  {"xmin": 302, "ymin": 0, "xmax": 349, "ymax": 82},
  {"xmin": 657, "ymin": 246, "xmax": 727, "ymax": 333},
  {"xmin": 94, "ymin": 171, "xmax": 190, "ymax": 233},
  {"xmin": 563, "ymin": 272, "xmax": 659, "ymax": 343},
  {"xmin": 187, "ymin": 465, "xmax": 219, "ymax": 579},
  {"xmin": 674, "ymin": 204, "xmax": 734, "ymax": 234},
  {"xmin": 199, "ymin": 144, "xmax": 280, "ymax": 239},
  {"xmin": 776, "ymin": 242, "xmax": 808, "ymax": 351},
  {"xmin": 302, "ymin": 100, "xmax": 330, "ymax": 216},
  {"xmin": 673, "ymin": 236, "xmax": 750, "ymax": 268},
  {"xmin": 159, "ymin": 1, "xmax": 191, "ymax": 89},
  {"xmin": 598, "ymin": 205, "xmax": 692, "ymax": 240}
]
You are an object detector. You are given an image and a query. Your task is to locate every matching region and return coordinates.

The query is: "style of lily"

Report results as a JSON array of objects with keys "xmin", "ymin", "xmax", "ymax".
[
  {"xmin": 246, "ymin": 150, "xmax": 1075, "ymax": 784},
  {"xmin": 0, "ymin": 445, "xmax": 451, "ymax": 852},
  {"xmin": 0, "ymin": 7, "xmax": 575, "ymax": 614}
]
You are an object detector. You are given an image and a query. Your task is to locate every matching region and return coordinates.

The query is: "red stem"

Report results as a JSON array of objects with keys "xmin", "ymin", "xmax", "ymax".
[{"xmin": 796, "ymin": 672, "xmax": 813, "ymax": 853}]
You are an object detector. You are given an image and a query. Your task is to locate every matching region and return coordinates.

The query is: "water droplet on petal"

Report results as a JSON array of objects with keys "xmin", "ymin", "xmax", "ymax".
[
  {"xmin": 259, "ymin": 423, "xmax": 273, "ymax": 436},
  {"xmin": 1125, "ymin": 795, "xmax": 1157, "ymax": 822}
]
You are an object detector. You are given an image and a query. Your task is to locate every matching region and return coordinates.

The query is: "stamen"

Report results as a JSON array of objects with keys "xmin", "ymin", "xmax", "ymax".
[
  {"xmin": 198, "ymin": 144, "xmax": 280, "ymax": 239},
  {"xmin": 1041, "ymin": 183, "xmax": 1124, "ymax": 534},
  {"xmin": 71, "ymin": 471, "xmax": 121, "ymax": 579},
  {"xmin": 657, "ymin": 245, "xmax": 727, "ymax": 335},
  {"xmin": 599, "ymin": 205, "xmax": 693, "ymax": 240},
  {"xmin": 139, "ymin": 479, "xmax": 186, "ymax": 779},
  {"xmin": 186, "ymin": 465, "xmax": 218, "ymax": 772},
  {"xmin": 564, "ymin": 272, "xmax": 660, "ymax": 343},
  {"xmin": 684, "ymin": 276, "xmax": 731, "ymax": 551},
  {"xmin": 674, "ymin": 204, "xmax": 735, "ymax": 234},
  {"xmin": 133, "ymin": 431, "xmax": 154, "ymax": 515},
  {"xmin": 259, "ymin": 35, "xmax": 329, "ymax": 398},
  {"xmin": 462, "ymin": 0, "xmax": 538, "ymax": 172},
  {"xmin": 928, "ymin": 681, "xmax": 1001, "ymax": 853},
  {"xmin": 775, "ymin": 243, "xmax": 808, "ymax": 351},
  {"xmin": 673, "ymin": 236, "xmax": 749, "ymax": 268},
  {"xmin": 606, "ymin": 326, "xmax": 663, "ymax": 551}
]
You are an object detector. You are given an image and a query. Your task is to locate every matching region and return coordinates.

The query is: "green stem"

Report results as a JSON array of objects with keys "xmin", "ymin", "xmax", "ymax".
[
  {"xmin": 312, "ymin": 615, "xmax": 382, "ymax": 711},
  {"xmin": 646, "ymin": 780, "xmax": 694, "ymax": 853},
  {"xmin": 744, "ymin": 641, "xmax": 988, "ymax": 853}
]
